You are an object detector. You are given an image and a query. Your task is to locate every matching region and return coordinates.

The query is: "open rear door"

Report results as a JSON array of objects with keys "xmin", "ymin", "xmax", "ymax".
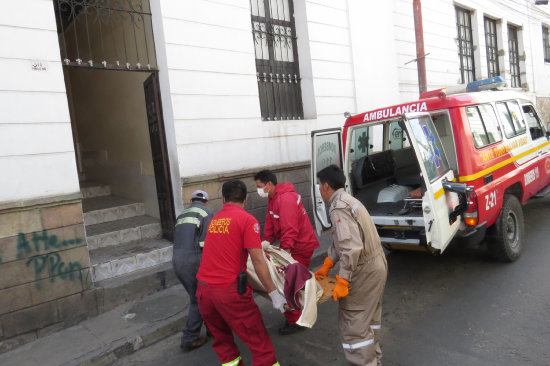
[
  {"xmin": 311, "ymin": 128, "xmax": 343, "ymax": 234},
  {"xmin": 401, "ymin": 113, "xmax": 461, "ymax": 252}
]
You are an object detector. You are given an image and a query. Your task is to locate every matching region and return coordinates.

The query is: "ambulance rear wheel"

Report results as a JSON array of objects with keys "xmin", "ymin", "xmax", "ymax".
[{"xmin": 488, "ymin": 194, "xmax": 524, "ymax": 262}]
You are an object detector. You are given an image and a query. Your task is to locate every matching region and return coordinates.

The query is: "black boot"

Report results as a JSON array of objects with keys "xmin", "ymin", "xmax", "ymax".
[{"xmin": 278, "ymin": 322, "xmax": 304, "ymax": 335}]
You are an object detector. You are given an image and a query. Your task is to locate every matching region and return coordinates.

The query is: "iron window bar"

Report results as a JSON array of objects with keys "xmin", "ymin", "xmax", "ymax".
[
  {"xmin": 250, "ymin": 0, "xmax": 304, "ymax": 121},
  {"xmin": 508, "ymin": 25, "xmax": 521, "ymax": 88},
  {"xmin": 543, "ymin": 25, "xmax": 550, "ymax": 63},
  {"xmin": 484, "ymin": 17, "xmax": 500, "ymax": 78},
  {"xmin": 54, "ymin": 0, "xmax": 157, "ymax": 71},
  {"xmin": 456, "ymin": 7, "xmax": 476, "ymax": 84}
]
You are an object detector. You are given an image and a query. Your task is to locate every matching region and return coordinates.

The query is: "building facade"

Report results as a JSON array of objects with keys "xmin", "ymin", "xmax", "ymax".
[{"xmin": 0, "ymin": 0, "xmax": 549, "ymax": 351}]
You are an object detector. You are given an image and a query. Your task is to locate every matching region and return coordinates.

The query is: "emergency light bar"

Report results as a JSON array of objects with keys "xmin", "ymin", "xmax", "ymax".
[{"xmin": 420, "ymin": 76, "xmax": 506, "ymax": 99}]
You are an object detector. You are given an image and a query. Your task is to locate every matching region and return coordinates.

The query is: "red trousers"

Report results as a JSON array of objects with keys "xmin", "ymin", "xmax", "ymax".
[
  {"xmin": 196, "ymin": 282, "xmax": 278, "ymax": 366},
  {"xmin": 284, "ymin": 248, "xmax": 315, "ymax": 324}
]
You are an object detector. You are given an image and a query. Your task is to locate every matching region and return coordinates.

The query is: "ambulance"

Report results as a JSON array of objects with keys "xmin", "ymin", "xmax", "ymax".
[{"xmin": 311, "ymin": 77, "xmax": 550, "ymax": 261}]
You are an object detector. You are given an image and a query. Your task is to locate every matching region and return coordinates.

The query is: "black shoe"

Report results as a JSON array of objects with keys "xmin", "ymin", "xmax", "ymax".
[
  {"xmin": 278, "ymin": 322, "xmax": 304, "ymax": 336},
  {"xmin": 181, "ymin": 336, "xmax": 207, "ymax": 352}
]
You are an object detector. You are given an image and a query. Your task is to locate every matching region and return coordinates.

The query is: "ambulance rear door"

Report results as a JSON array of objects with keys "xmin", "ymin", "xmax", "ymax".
[
  {"xmin": 311, "ymin": 128, "xmax": 344, "ymax": 234},
  {"xmin": 400, "ymin": 113, "xmax": 461, "ymax": 252}
]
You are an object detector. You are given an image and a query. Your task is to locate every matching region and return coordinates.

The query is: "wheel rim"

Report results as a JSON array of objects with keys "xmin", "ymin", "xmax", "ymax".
[{"xmin": 506, "ymin": 211, "xmax": 519, "ymax": 250}]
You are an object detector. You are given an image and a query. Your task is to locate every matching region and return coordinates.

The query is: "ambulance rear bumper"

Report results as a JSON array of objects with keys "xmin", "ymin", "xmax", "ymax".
[{"xmin": 457, "ymin": 221, "xmax": 487, "ymax": 245}]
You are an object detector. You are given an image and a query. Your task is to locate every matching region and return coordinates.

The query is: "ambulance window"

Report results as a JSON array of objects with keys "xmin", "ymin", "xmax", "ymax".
[
  {"xmin": 522, "ymin": 104, "xmax": 545, "ymax": 140},
  {"xmin": 388, "ymin": 121, "xmax": 410, "ymax": 150},
  {"xmin": 496, "ymin": 101, "xmax": 527, "ymax": 138},
  {"xmin": 466, "ymin": 104, "xmax": 502, "ymax": 148},
  {"xmin": 349, "ymin": 125, "xmax": 383, "ymax": 163},
  {"xmin": 408, "ymin": 116, "xmax": 450, "ymax": 182}
]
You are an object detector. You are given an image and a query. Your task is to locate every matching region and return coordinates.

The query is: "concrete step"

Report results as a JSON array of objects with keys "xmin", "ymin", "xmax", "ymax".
[
  {"xmin": 90, "ymin": 238, "xmax": 173, "ymax": 281},
  {"xmin": 85, "ymin": 215, "xmax": 162, "ymax": 250},
  {"xmin": 95, "ymin": 261, "xmax": 179, "ymax": 313},
  {"xmin": 82, "ymin": 196, "xmax": 145, "ymax": 226},
  {"xmin": 80, "ymin": 181, "xmax": 111, "ymax": 199}
]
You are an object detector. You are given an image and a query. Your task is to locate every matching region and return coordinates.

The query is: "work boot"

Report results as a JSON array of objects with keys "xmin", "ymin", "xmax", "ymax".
[
  {"xmin": 278, "ymin": 322, "xmax": 304, "ymax": 335},
  {"xmin": 181, "ymin": 336, "xmax": 207, "ymax": 352}
]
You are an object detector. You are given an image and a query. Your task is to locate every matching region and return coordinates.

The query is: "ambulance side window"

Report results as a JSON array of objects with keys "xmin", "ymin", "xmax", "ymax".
[
  {"xmin": 466, "ymin": 104, "xmax": 503, "ymax": 149},
  {"xmin": 388, "ymin": 121, "xmax": 411, "ymax": 150},
  {"xmin": 496, "ymin": 101, "xmax": 527, "ymax": 138},
  {"xmin": 522, "ymin": 104, "xmax": 545, "ymax": 140}
]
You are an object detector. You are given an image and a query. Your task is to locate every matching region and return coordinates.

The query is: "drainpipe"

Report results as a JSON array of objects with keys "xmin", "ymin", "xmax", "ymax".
[{"xmin": 413, "ymin": 0, "xmax": 427, "ymax": 94}]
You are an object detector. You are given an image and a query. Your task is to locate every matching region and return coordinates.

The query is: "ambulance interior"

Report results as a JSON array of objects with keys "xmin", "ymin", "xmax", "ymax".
[{"xmin": 348, "ymin": 112, "xmax": 457, "ymax": 219}]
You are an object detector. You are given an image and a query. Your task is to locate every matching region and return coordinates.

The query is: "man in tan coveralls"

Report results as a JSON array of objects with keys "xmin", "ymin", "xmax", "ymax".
[{"xmin": 314, "ymin": 165, "xmax": 388, "ymax": 366}]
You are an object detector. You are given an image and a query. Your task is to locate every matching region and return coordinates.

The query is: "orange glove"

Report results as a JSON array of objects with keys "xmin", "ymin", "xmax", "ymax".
[
  {"xmin": 332, "ymin": 275, "xmax": 349, "ymax": 301},
  {"xmin": 314, "ymin": 257, "xmax": 334, "ymax": 280}
]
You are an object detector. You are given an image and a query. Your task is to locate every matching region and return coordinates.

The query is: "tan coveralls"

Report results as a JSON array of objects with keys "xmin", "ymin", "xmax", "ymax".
[{"xmin": 328, "ymin": 189, "xmax": 388, "ymax": 366}]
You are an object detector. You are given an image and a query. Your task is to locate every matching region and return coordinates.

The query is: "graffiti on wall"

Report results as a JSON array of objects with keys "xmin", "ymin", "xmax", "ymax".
[
  {"xmin": 14, "ymin": 230, "xmax": 85, "ymax": 288},
  {"xmin": 17, "ymin": 230, "xmax": 83, "ymax": 259}
]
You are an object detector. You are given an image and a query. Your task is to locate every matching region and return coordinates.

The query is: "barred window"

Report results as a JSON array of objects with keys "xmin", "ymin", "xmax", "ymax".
[
  {"xmin": 543, "ymin": 25, "xmax": 550, "ymax": 63},
  {"xmin": 456, "ymin": 7, "xmax": 476, "ymax": 84},
  {"xmin": 250, "ymin": 0, "xmax": 303, "ymax": 121},
  {"xmin": 508, "ymin": 25, "xmax": 521, "ymax": 88},
  {"xmin": 484, "ymin": 17, "xmax": 500, "ymax": 78}
]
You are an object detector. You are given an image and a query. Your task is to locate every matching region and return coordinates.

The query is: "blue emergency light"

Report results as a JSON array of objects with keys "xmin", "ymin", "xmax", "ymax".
[{"xmin": 466, "ymin": 76, "xmax": 506, "ymax": 92}]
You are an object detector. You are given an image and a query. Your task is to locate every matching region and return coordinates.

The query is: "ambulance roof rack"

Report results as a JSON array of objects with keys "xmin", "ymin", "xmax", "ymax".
[{"xmin": 420, "ymin": 76, "xmax": 506, "ymax": 99}]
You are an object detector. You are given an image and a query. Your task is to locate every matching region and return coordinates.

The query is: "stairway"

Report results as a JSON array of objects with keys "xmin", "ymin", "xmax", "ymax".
[{"xmin": 80, "ymin": 182, "xmax": 173, "ymax": 282}]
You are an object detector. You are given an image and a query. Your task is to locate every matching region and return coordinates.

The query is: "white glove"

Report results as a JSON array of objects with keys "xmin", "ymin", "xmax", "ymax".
[
  {"xmin": 268, "ymin": 290, "xmax": 286, "ymax": 313},
  {"xmin": 261, "ymin": 240, "xmax": 271, "ymax": 250}
]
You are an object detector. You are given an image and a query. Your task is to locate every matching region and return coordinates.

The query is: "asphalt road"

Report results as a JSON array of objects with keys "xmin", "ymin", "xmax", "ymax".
[{"xmin": 115, "ymin": 196, "xmax": 550, "ymax": 366}]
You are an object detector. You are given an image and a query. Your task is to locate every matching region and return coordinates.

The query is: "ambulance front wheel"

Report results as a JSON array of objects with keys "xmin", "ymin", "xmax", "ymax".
[{"xmin": 488, "ymin": 194, "xmax": 524, "ymax": 262}]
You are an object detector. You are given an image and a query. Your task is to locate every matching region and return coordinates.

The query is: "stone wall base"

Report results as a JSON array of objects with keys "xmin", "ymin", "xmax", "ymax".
[
  {"xmin": 181, "ymin": 162, "xmax": 314, "ymax": 230},
  {"xmin": 0, "ymin": 198, "xmax": 97, "ymax": 354},
  {"xmin": 536, "ymin": 96, "xmax": 550, "ymax": 125}
]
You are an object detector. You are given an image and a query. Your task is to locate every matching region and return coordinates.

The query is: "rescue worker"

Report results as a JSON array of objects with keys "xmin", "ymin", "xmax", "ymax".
[
  {"xmin": 314, "ymin": 165, "xmax": 388, "ymax": 366},
  {"xmin": 196, "ymin": 180, "xmax": 286, "ymax": 366},
  {"xmin": 173, "ymin": 190, "xmax": 213, "ymax": 351},
  {"xmin": 254, "ymin": 169, "xmax": 320, "ymax": 335}
]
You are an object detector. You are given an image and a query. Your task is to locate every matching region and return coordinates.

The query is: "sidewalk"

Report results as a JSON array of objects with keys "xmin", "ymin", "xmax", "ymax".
[{"xmin": 2, "ymin": 233, "xmax": 332, "ymax": 366}]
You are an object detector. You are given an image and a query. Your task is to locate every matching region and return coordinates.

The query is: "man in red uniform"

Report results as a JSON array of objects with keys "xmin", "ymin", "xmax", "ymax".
[
  {"xmin": 254, "ymin": 170, "xmax": 320, "ymax": 335},
  {"xmin": 196, "ymin": 180, "xmax": 286, "ymax": 366}
]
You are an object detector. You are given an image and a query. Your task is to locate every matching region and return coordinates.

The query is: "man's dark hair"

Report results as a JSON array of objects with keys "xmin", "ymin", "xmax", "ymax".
[
  {"xmin": 254, "ymin": 170, "xmax": 278, "ymax": 186},
  {"xmin": 222, "ymin": 180, "xmax": 248, "ymax": 203},
  {"xmin": 191, "ymin": 197, "xmax": 207, "ymax": 203},
  {"xmin": 317, "ymin": 165, "xmax": 346, "ymax": 190}
]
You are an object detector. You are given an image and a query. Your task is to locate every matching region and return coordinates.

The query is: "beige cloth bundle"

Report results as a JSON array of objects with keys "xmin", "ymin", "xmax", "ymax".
[{"xmin": 246, "ymin": 241, "xmax": 323, "ymax": 328}]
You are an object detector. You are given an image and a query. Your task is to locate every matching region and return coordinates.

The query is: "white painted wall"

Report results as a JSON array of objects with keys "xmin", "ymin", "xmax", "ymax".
[
  {"xmin": 0, "ymin": 0, "xmax": 79, "ymax": 203},
  {"xmin": 157, "ymin": 0, "xmax": 355, "ymax": 178}
]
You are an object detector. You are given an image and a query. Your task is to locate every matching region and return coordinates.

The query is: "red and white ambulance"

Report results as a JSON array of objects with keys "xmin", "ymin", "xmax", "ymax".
[{"xmin": 311, "ymin": 77, "xmax": 550, "ymax": 261}]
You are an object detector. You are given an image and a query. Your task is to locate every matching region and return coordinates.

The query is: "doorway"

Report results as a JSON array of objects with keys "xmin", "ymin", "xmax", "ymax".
[{"xmin": 54, "ymin": 0, "xmax": 175, "ymax": 280}]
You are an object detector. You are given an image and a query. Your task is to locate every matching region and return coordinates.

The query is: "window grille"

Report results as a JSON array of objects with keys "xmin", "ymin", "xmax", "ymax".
[
  {"xmin": 250, "ymin": 0, "xmax": 303, "ymax": 121},
  {"xmin": 508, "ymin": 25, "xmax": 521, "ymax": 88},
  {"xmin": 456, "ymin": 7, "xmax": 476, "ymax": 84},
  {"xmin": 53, "ymin": 0, "xmax": 157, "ymax": 70},
  {"xmin": 484, "ymin": 17, "xmax": 500, "ymax": 78},
  {"xmin": 543, "ymin": 25, "xmax": 550, "ymax": 63}
]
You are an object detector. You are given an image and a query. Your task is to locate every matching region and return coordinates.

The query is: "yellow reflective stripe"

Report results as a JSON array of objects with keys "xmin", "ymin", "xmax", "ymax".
[
  {"xmin": 273, "ymin": 363, "xmax": 281, "ymax": 366},
  {"xmin": 434, "ymin": 188, "xmax": 445, "ymax": 199},
  {"xmin": 457, "ymin": 140, "xmax": 550, "ymax": 183},
  {"xmin": 176, "ymin": 217, "xmax": 201, "ymax": 227},
  {"xmin": 221, "ymin": 356, "xmax": 242, "ymax": 366},
  {"xmin": 183, "ymin": 207, "xmax": 209, "ymax": 217}
]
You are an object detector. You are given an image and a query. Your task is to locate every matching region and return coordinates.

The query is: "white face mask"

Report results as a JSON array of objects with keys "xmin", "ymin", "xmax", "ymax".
[{"xmin": 257, "ymin": 186, "xmax": 269, "ymax": 198}]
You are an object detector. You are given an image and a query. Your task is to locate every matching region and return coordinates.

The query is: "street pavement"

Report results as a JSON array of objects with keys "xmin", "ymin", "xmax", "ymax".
[{"xmin": 115, "ymin": 196, "xmax": 550, "ymax": 366}]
